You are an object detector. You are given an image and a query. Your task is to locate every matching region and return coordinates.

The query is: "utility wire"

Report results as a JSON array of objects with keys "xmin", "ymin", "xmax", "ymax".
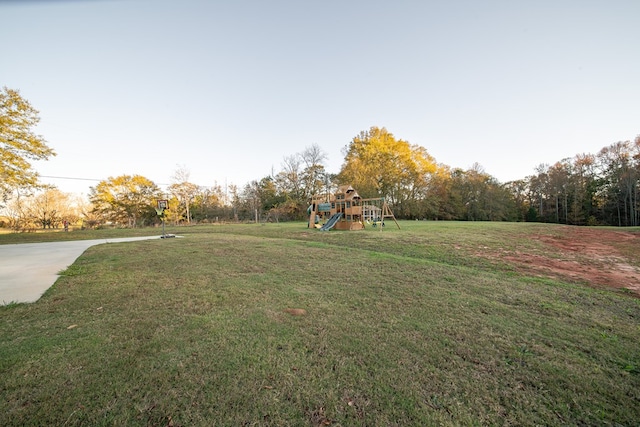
[
  {"xmin": 40, "ymin": 175, "xmax": 101, "ymax": 182},
  {"xmin": 39, "ymin": 175, "xmax": 170, "ymax": 186}
]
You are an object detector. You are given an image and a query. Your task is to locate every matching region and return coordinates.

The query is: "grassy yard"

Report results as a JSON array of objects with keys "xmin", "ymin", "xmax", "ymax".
[{"xmin": 1, "ymin": 222, "xmax": 639, "ymax": 426}]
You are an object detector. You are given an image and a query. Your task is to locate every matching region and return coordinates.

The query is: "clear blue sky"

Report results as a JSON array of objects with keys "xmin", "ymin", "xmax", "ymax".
[{"xmin": 3, "ymin": 0, "xmax": 639, "ymax": 196}]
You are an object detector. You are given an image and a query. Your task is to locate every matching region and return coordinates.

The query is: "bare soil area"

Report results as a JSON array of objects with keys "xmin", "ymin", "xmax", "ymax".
[{"xmin": 486, "ymin": 226, "xmax": 640, "ymax": 297}]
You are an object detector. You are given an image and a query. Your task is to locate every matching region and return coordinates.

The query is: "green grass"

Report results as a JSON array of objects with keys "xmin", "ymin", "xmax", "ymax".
[
  {"xmin": 0, "ymin": 226, "xmax": 167, "ymax": 244},
  {"xmin": 1, "ymin": 222, "xmax": 639, "ymax": 426}
]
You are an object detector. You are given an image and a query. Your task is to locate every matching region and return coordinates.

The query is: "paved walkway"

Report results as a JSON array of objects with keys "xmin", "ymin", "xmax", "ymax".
[{"xmin": 0, "ymin": 236, "xmax": 165, "ymax": 305}]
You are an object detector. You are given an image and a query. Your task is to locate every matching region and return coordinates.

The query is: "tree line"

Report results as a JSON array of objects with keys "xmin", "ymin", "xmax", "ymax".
[
  {"xmin": 234, "ymin": 127, "xmax": 640, "ymax": 227},
  {"xmin": 1, "ymin": 87, "xmax": 638, "ymax": 228},
  {"xmin": 513, "ymin": 140, "xmax": 640, "ymax": 226}
]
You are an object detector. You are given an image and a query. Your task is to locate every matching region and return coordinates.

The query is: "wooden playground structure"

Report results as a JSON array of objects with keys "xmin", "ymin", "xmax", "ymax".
[{"xmin": 307, "ymin": 185, "xmax": 399, "ymax": 231}]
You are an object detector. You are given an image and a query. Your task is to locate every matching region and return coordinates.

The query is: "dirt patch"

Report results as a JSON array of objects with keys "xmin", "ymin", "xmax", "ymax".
[
  {"xmin": 481, "ymin": 226, "xmax": 640, "ymax": 297},
  {"xmin": 284, "ymin": 308, "xmax": 307, "ymax": 316}
]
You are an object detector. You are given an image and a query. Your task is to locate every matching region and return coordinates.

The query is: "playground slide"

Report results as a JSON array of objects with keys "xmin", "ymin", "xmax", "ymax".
[{"xmin": 320, "ymin": 213, "xmax": 342, "ymax": 231}]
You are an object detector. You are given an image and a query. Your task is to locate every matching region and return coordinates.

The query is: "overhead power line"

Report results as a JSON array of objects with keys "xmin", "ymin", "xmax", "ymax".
[
  {"xmin": 39, "ymin": 175, "xmax": 170, "ymax": 186},
  {"xmin": 40, "ymin": 175, "xmax": 101, "ymax": 182}
]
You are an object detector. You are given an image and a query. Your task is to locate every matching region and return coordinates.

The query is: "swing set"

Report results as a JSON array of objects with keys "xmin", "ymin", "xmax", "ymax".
[{"xmin": 307, "ymin": 185, "xmax": 400, "ymax": 231}]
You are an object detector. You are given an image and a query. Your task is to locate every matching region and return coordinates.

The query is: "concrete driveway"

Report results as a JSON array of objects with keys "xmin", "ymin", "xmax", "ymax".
[{"xmin": 0, "ymin": 236, "xmax": 165, "ymax": 305}]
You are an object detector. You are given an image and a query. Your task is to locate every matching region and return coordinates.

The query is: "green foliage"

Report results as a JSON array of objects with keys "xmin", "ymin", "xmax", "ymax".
[
  {"xmin": 0, "ymin": 87, "xmax": 56, "ymax": 200},
  {"xmin": 189, "ymin": 186, "xmax": 230, "ymax": 223},
  {"xmin": 235, "ymin": 145, "xmax": 330, "ymax": 222},
  {"xmin": 524, "ymin": 139, "xmax": 640, "ymax": 227},
  {"xmin": 444, "ymin": 165, "xmax": 518, "ymax": 221},
  {"xmin": 339, "ymin": 126, "xmax": 438, "ymax": 206},
  {"xmin": 337, "ymin": 127, "xmax": 519, "ymax": 221},
  {"xmin": 167, "ymin": 168, "xmax": 200, "ymax": 224},
  {"xmin": 12, "ymin": 188, "xmax": 77, "ymax": 230},
  {"xmin": 227, "ymin": 126, "xmax": 638, "ymax": 226},
  {"xmin": 89, "ymin": 175, "xmax": 161, "ymax": 227}
]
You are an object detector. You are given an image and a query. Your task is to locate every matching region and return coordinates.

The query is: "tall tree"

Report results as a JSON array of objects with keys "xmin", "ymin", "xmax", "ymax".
[
  {"xmin": 239, "ymin": 180, "xmax": 261, "ymax": 222},
  {"xmin": 3, "ymin": 189, "xmax": 34, "ymax": 230},
  {"xmin": 598, "ymin": 140, "xmax": 639, "ymax": 226},
  {"xmin": 228, "ymin": 184, "xmax": 240, "ymax": 221},
  {"xmin": 440, "ymin": 165, "xmax": 516, "ymax": 221},
  {"xmin": 339, "ymin": 126, "xmax": 439, "ymax": 217},
  {"xmin": 504, "ymin": 179, "xmax": 529, "ymax": 222},
  {"xmin": 569, "ymin": 153, "xmax": 598, "ymax": 225},
  {"xmin": 0, "ymin": 87, "xmax": 56, "ymax": 201},
  {"xmin": 168, "ymin": 166, "xmax": 199, "ymax": 223},
  {"xmin": 29, "ymin": 188, "xmax": 75, "ymax": 229},
  {"xmin": 89, "ymin": 175, "xmax": 161, "ymax": 227},
  {"xmin": 548, "ymin": 160, "xmax": 571, "ymax": 224},
  {"xmin": 4, "ymin": 188, "xmax": 78, "ymax": 230},
  {"xmin": 300, "ymin": 143, "xmax": 328, "ymax": 199},
  {"xmin": 190, "ymin": 184, "xmax": 227, "ymax": 222},
  {"xmin": 422, "ymin": 165, "xmax": 455, "ymax": 220},
  {"xmin": 271, "ymin": 145, "xmax": 330, "ymax": 219},
  {"xmin": 75, "ymin": 194, "xmax": 102, "ymax": 229},
  {"xmin": 277, "ymin": 154, "xmax": 304, "ymax": 201},
  {"xmin": 528, "ymin": 164, "xmax": 550, "ymax": 222}
]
